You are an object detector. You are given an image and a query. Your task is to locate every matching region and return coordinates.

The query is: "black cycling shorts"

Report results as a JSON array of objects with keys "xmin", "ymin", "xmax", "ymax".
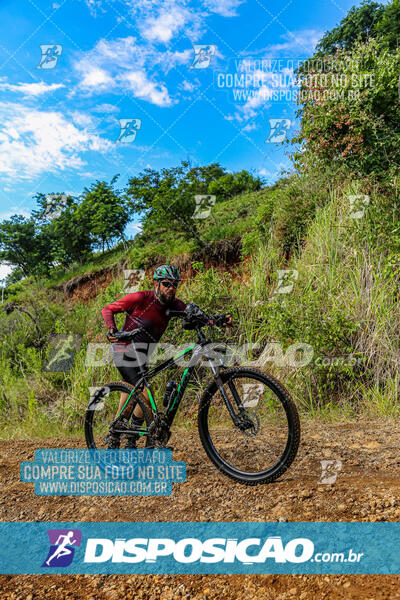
[{"xmin": 111, "ymin": 343, "xmax": 149, "ymax": 387}]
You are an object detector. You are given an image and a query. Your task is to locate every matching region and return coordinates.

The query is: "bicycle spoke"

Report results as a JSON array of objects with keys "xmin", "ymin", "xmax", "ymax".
[{"xmin": 205, "ymin": 374, "xmax": 293, "ymax": 475}]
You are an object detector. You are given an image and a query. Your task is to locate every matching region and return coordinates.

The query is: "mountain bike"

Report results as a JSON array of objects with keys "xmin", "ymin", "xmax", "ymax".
[{"xmin": 85, "ymin": 304, "xmax": 300, "ymax": 485}]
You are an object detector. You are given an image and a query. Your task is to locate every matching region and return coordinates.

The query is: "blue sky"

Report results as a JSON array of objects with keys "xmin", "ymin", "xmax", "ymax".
[{"xmin": 0, "ymin": 0, "xmax": 364, "ymax": 278}]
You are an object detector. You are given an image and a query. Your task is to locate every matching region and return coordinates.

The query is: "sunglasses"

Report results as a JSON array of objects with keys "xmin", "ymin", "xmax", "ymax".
[{"xmin": 160, "ymin": 280, "xmax": 179, "ymax": 289}]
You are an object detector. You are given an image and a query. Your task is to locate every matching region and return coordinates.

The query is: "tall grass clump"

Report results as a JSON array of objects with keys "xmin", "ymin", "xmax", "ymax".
[{"xmin": 234, "ymin": 178, "xmax": 400, "ymax": 419}]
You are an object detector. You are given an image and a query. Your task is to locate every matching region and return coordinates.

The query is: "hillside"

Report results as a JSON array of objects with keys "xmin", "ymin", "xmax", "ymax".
[
  {"xmin": 3, "ymin": 1, "xmax": 400, "ymax": 597},
  {"xmin": 2, "ymin": 0, "xmax": 400, "ymax": 437},
  {"xmin": 0, "ymin": 167, "xmax": 399, "ymax": 438}
]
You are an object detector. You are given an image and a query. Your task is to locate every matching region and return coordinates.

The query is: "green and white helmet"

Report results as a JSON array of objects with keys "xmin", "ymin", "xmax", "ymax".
[{"xmin": 153, "ymin": 264, "xmax": 181, "ymax": 281}]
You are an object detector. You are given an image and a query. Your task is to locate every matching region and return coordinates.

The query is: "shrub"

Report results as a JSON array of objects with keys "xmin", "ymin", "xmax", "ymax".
[{"xmin": 208, "ymin": 170, "xmax": 262, "ymax": 201}]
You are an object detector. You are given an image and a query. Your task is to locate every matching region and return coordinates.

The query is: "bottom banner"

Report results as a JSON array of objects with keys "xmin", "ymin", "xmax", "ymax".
[{"xmin": 0, "ymin": 522, "xmax": 398, "ymax": 574}]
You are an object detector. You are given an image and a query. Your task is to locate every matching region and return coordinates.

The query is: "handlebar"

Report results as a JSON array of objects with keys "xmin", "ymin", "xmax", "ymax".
[
  {"xmin": 167, "ymin": 304, "xmax": 231, "ymax": 329},
  {"xmin": 166, "ymin": 310, "xmax": 186, "ymax": 318},
  {"xmin": 110, "ymin": 327, "xmax": 147, "ymax": 342},
  {"xmin": 109, "ymin": 305, "xmax": 231, "ymax": 343}
]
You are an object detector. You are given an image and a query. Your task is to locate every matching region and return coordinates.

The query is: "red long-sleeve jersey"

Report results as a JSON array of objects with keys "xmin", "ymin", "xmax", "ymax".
[{"xmin": 101, "ymin": 290, "xmax": 186, "ymax": 352}]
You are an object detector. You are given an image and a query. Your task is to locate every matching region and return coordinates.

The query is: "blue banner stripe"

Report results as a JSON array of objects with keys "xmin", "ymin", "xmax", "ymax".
[{"xmin": 0, "ymin": 522, "xmax": 399, "ymax": 574}]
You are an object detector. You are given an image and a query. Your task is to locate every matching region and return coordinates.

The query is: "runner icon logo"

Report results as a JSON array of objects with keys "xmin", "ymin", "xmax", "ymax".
[{"xmin": 42, "ymin": 529, "xmax": 82, "ymax": 567}]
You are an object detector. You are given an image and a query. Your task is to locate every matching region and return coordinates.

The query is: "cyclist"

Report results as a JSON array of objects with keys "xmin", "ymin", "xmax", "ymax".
[
  {"xmin": 101, "ymin": 264, "xmax": 185, "ymax": 448},
  {"xmin": 101, "ymin": 264, "xmax": 232, "ymax": 448}
]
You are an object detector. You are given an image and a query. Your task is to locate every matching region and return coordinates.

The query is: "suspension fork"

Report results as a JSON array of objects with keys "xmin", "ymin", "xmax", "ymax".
[{"xmin": 208, "ymin": 359, "xmax": 242, "ymax": 422}]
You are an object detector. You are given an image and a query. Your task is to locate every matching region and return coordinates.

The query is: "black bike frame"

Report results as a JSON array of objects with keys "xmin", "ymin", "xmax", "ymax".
[{"xmin": 116, "ymin": 327, "xmax": 237, "ymax": 430}]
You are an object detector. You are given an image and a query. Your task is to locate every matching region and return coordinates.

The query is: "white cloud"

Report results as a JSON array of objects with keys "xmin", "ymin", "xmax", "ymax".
[
  {"xmin": 231, "ymin": 91, "xmax": 272, "ymax": 122},
  {"xmin": 89, "ymin": 0, "xmax": 206, "ymax": 41},
  {"xmin": 83, "ymin": 0, "xmax": 106, "ymax": 15},
  {"xmin": 260, "ymin": 29, "xmax": 323, "ymax": 56},
  {"xmin": 84, "ymin": 0, "xmax": 240, "ymax": 36},
  {"xmin": 240, "ymin": 89, "xmax": 268, "ymax": 118},
  {"xmin": 79, "ymin": 67, "xmax": 115, "ymax": 90},
  {"xmin": 0, "ymin": 206, "xmax": 32, "ymax": 220},
  {"xmin": 0, "ymin": 81, "xmax": 65, "ymax": 96},
  {"xmin": 159, "ymin": 49, "xmax": 193, "ymax": 74},
  {"xmin": 0, "ymin": 263, "xmax": 13, "ymax": 281},
  {"xmin": 257, "ymin": 162, "xmax": 292, "ymax": 182},
  {"xmin": 204, "ymin": 0, "xmax": 243, "ymax": 17},
  {"xmin": 242, "ymin": 122, "xmax": 257, "ymax": 131},
  {"xmin": 0, "ymin": 102, "xmax": 113, "ymax": 181},
  {"xmin": 227, "ymin": 68, "xmax": 293, "ymax": 121},
  {"xmin": 70, "ymin": 111, "xmax": 95, "ymax": 127},
  {"xmin": 73, "ymin": 36, "xmax": 181, "ymax": 106},
  {"xmin": 92, "ymin": 103, "xmax": 120, "ymax": 113},
  {"xmin": 122, "ymin": 71, "xmax": 172, "ymax": 106},
  {"xmin": 179, "ymin": 80, "xmax": 196, "ymax": 92},
  {"xmin": 125, "ymin": 221, "xmax": 143, "ymax": 238},
  {"xmin": 223, "ymin": 30, "xmax": 323, "ymax": 123},
  {"xmin": 141, "ymin": 7, "xmax": 190, "ymax": 43},
  {"xmin": 75, "ymin": 0, "xmax": 239, "ymax": 104}
]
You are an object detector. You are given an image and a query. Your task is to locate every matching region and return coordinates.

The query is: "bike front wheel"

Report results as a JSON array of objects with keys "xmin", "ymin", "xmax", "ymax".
[{"xmin": 197, "ymin": 367, "xmax": 300, "ymax": 485}]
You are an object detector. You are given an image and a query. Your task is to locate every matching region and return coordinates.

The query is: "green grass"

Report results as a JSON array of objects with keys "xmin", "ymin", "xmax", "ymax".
[{"xmin": 1, "ymin": 174, "xmax": 400, "ymax": 437}]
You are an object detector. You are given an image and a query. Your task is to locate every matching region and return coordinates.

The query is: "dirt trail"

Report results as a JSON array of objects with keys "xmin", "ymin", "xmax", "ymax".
[{"xmin": 1, "ymin": 420, "xmax": 399, "ymax": 599}]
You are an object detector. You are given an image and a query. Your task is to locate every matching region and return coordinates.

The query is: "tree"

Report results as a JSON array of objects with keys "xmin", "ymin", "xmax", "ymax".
[
  {"xmin": 293, "ymin": 37, "xmax": 400, "ymax": 179},
  {"xmin": 125, "ymin": 161, "xmax": 228, "ymax": 247},
  {"xmin": 77, "ymin": 177, "xmax": 130, "ymax": 253},
  {"xmin": 376, "ymin": 0, "xmax": 400, "ymax": 49},
  {"xmin": 50, "ymin": 203, "xmax": 93, "ymax": 265},
  {"xmin": 0, "ymin": 215, "xmax": 53, "ymax": 278},
  {"xmin": 293, "ymin": 0, "xmax": 400, "ymax": 179},
  {"xmin": 2, "ymin": 267, "xmax": 24, "ymax": 287},
  {"xmin": 316, "ymin": 1, "xmax": 384, "ymax": 54},
  {"xmin": 32, "ymin": 192, "xmax": 71, "ymax": 222},
  {"xmin": 32, "ymin": 192, "xmax": 93, "ymax": 266},
  {"xmin": 314, "ymin": 0, "xmax": 400, "ymax": 55},
  {"xmin": 208, "ymin": 170, "xmax": 262, "ymax": 200}
]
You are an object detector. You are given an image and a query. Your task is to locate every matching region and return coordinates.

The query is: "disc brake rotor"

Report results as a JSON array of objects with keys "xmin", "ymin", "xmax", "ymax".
[{"xmin": 238, "ymin": 409, "xmax": 261, "ymax": 437}]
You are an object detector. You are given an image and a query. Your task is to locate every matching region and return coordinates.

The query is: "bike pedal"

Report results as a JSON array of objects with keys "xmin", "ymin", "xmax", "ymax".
[
  {"xmin": 145, "ymin": 442, "xmax": 174, "ymax": 451},
  {"xmin": 125, "ymin": 440, "xmax": 138, "ymax": 449},
  {"xmin": 125, "ymin": 433, "xmax": 140, "ymax": 449},
  {"xmin": 105, "ymin": 433, "xmax": 120, "ymax": 449}
]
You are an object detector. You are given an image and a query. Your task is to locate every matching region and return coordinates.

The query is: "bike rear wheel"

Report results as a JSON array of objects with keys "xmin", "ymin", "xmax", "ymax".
[
  {"xmin": 85, "ymin": 381, "xmax": 152, "ymax": 450},
  {"xmin": 198, "ymin": 367, "xmax": 300, "ymax": 485}
]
